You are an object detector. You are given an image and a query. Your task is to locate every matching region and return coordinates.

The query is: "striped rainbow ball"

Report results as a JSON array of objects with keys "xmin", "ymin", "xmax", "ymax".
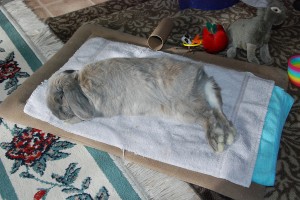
[{"xmin": 288, "ymin": 55, "xmax": 300, "ymax": 87}]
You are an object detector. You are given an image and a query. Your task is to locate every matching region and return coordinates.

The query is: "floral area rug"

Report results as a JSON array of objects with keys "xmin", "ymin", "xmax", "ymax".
[
  {"xmin": 0, "ymin": 1, "xmax": 202, "ymax": 200},
  {"xmin": 0, "ymin": 7, "xmax": 141, "ymax": 200},
  {"xmin": 46, "ymin": 0, "xmax": 300, "ymax": 199}
]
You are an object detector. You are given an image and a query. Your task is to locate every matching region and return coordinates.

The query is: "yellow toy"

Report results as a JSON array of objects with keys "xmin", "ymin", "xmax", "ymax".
[{"xmin": 181, "ymin": 34, "xmax": 202, "ymax": 48}]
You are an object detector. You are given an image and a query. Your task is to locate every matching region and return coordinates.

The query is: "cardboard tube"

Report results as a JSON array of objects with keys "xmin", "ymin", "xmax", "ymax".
[{"xmin": 148, "ymin": 18, "xmax": 174, "ymax": 50}]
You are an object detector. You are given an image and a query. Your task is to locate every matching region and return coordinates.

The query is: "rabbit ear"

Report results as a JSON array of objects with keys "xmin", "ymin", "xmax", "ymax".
[{"xmin": 64, "ymin": 82, "xmax": 95, "ymax": 121}]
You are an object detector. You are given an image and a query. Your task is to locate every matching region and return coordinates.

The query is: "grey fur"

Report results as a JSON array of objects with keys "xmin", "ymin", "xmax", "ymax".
[
  {"xmin": 47, "ymin": 57, "xmax": 236, "ymax": 152},
  {"xmin": 226, "ymin": 0, "xmax": 286, "ymax": 65}
]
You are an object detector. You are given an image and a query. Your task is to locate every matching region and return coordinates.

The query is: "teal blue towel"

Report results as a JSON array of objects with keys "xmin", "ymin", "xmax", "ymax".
[{"xmin": 252, "ymin": 86, "xmax": 294, "ymax": 186}]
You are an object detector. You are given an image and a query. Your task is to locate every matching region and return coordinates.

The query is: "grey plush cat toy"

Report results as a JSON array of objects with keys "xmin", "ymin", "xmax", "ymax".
[{"xmin": 226, "ymin": 0, "xmax": 286, "ymax": 65}]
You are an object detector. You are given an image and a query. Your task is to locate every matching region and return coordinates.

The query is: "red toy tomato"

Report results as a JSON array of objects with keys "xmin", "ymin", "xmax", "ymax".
[{"xmin": 202, "ymin": 24, "xmax": 228, "ymax": 54}]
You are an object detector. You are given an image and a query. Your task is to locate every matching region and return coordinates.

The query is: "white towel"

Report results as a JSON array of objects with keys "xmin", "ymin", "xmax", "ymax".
[{"xmin": 24, "ymin": 37, "xmax": 274, "ymax": 187}]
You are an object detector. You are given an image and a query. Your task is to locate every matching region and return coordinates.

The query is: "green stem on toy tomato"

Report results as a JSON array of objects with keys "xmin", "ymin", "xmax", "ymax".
[{"xmin": 206, "ymin": 22, "xmax": 217, "ymax": 34}]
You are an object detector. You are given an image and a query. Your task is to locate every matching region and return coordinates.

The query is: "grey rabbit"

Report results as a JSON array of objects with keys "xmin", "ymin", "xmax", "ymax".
[
  {"xmin": 47, "ymin": 57, "xmax": 236, "ymax": 152},
  {"xmin": 226, "ymin": 0, "xmax": 286, "ymax": 65}
]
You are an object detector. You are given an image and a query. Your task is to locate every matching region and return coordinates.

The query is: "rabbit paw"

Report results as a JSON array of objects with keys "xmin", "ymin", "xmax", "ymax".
[
  {"xmin": 224, "ymin": 121, "xmax": 237, "ymax": 145},
  {"xmin": 227, "ymin": 47, "xmax": 237, "ymax": 58},
  {"xmin": 248, "ymin": 56, "xmax": 260, "ymax": 65},
  {"xmin": 208, "ymin": 121, "xmax": 237, "ymax": 153},
  {"xmin": 262, "ymin": 56, "xmax": 274, "ymax": 65}
]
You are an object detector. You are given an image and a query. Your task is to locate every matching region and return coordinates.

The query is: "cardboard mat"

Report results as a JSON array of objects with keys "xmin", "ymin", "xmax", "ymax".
[{"xmin": 0, "ymin": 24, "xmax": 289, "ymax": 200}]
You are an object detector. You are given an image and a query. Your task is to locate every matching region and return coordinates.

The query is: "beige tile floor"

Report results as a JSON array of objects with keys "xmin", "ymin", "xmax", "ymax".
[{"xmin": 24, "ymin": 0, "xmax": 108, "ymax": 21}]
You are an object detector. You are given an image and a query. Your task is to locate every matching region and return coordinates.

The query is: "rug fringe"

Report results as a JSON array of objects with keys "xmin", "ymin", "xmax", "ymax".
[
  {"xmin": 2, "ymin": 0, "xmax": 63, "ymax": 62},
  {"xmin": 112, "ymin": 156, "xmax": 201, "ymax": 200}
]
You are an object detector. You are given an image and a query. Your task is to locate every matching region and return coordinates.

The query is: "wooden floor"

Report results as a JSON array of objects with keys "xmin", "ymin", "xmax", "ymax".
[{"xmin": 24, "ymin": 0, "xmax": 108, "ymax": 21}]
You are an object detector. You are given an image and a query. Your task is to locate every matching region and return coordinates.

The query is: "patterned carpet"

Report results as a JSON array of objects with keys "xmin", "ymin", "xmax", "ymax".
[
  {"xmin": 46, "ymin": 0, "xmax": 300, "ymax": 199},
  {"xmin": 0, "ymin": 5, "xmax": 143, "ymax": 199}
]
